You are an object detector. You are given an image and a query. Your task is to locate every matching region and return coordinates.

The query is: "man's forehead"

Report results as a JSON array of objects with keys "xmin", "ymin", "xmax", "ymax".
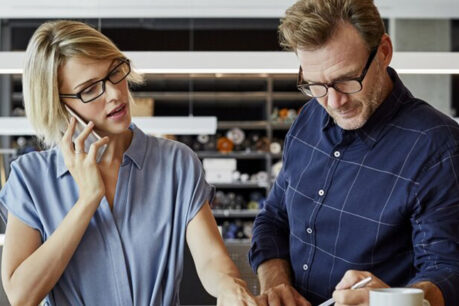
[{"xmin": 298, "ymin": 48, "xmax": 363, "ymax": 83}]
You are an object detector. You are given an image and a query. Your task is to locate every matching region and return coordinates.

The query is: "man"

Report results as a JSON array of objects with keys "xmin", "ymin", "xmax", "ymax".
[{"xmin": 249, "ymin": 1, "xmax": 459, "ymax": 305}]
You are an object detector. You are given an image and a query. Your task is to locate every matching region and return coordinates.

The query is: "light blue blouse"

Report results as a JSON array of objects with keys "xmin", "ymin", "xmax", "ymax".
[{"xmin": 0, "ymin": 124, "xmax": 215, "ymax": 306}]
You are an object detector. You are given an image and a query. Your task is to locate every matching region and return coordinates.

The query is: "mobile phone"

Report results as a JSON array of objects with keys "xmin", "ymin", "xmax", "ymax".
[{"xmin": 64, "ymin": 105, "xmax": 107, "ymax": 163}]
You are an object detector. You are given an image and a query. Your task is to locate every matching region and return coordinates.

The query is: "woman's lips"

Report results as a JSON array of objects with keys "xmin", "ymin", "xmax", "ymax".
[{"xmin": 107, "ymin": 104, "xmax": 127, "ymax": 120}]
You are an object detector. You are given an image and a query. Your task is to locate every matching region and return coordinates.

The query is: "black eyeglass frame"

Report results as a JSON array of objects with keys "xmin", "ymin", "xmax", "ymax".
[
  {"xmin": 59, "ymin": 58, "xmax": 131, "ymax": 103},
  {"xmin": 297, "ymin": 46, "xmax": 378, "ymax": 98}
]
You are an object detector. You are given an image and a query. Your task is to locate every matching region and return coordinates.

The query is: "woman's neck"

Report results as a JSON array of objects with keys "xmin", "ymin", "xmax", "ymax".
[{"xmin": 98, "ymin": 129, "xmax": 133, "ymax": 166}]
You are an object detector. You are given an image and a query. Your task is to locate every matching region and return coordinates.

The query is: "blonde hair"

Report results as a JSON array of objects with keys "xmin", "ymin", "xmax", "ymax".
[
  {"xmin": 23, "ymin": 20, "xmax": 143, "ymax": 147},
  {"xmin": 279, "ymin": 0, "xmax": 385, "ymax": 51}
]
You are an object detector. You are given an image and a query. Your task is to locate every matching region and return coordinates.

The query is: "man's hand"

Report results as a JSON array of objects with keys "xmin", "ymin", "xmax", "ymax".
[
  {"xmin": 332, "ymin": 270, "xmax": 389, "ymax": 306},
  {"xmin": 256, "ymin": 259, "xmax": 311, "ymax": 306},
  {"xmin": 256, "ymin": 283, "xmax": 311, "ymax": 306}
]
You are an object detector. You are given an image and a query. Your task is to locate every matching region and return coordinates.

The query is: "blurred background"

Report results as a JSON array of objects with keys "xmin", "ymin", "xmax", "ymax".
[{"xmin": 0, "ymin": 1, "xmax": 458, "ymax": 305}]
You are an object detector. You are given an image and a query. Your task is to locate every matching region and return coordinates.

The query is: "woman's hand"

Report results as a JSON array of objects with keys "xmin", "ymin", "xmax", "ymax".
[
  {"xmin": 60, "ymin": 117, "xmax": 109, "ymax": 204},
  {"xmin": 216, "ymin": 276, "xmax": 259, "ymax": 306}
]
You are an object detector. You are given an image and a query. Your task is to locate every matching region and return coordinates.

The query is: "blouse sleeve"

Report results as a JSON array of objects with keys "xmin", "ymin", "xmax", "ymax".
[
  {"xmin": 176, "ymin": 146, "xmax": 215, "ymax": 225},
  {"xmin": 0, "ymin": 160, "xmax": 44, "ymax": 236}
]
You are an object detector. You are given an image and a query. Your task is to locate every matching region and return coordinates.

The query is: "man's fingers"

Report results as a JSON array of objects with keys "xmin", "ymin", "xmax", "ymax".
[
  {"xmin": 333, "ymin": 288, "xmax": 369, "ymax": 305},
  {"xmin": 255, "ymin": 294, "xmax": 269, "ymax": 306},
  {"xmin": 336, "ymin": 270, "xmax": 371, "ymax": 290},
  {"xmin": 267, "ymin": 289, "xmax": 281, "ymax": 306},
  {"xmin": 278, "ymin": 286, "xmax": 296, "ymax": 306}
]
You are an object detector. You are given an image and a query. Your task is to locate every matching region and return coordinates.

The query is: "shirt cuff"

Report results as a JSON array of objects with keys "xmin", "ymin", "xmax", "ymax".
[{"xmin": 248, "ymin": 236, "xmax": 290, "ymax": 274}]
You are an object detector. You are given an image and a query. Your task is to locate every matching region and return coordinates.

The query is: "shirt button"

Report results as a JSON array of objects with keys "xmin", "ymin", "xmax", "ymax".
[
  {"xmin": 303, "ymin": 264, "xmax": 309, "ymax": 271},
  {"xmin": 334, "ymin": 151, "xmax": 341, "ymax": 158},
  {"xmin": 306, "ymin": 228, "xmax": 313, "ymax": 234},
  {"xmin": 318, "ymin": 189, "xmax": 325, "ymax": 196}
]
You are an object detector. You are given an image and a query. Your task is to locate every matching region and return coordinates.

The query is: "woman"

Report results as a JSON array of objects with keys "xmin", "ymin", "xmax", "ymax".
[{"xmin": 0, "ymin": 20, "xmax": 257, "ymax": 306}]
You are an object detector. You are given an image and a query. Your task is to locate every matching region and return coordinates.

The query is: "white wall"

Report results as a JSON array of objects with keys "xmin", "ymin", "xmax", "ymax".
[{"xmin": 1, "ymin": 0, "xmax": 459, "ymax": 18}]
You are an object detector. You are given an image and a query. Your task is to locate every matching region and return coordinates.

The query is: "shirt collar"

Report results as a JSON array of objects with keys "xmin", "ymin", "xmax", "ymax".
[
  {"xmin": 56, "ymin": 123, "xmax": 148, "ymax": 178},
  {"xmin": 321, "ymin": 67, "xmax": 413, "ymax": 149}
]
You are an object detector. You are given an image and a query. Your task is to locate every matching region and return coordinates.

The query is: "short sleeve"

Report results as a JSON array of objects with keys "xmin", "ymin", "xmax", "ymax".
[
  {"xmin": 177, "ymin": 148, "xmax": 215, "ymax": 224},
  {"xmin": 0, "ymin": 161, "xmax": 44, "ymax": 235}
]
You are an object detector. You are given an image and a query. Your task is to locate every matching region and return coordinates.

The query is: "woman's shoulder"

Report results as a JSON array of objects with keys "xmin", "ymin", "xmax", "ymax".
[
  {"xmin": 148, "ymin": 136, "xmax": 196, "ymax": 159},
  {"xmin": 10, "ymin": 147, "xmax": 60, "ymax": 176},
  {"xmin": 142, "ymin": 136, "xmax": 201, "ymax": 176}
]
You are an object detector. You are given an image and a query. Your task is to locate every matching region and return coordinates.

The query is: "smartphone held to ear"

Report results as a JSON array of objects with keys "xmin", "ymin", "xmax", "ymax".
[{"xmin": 64, "ymin": 105, "xmax": 108, "ymax": 163}]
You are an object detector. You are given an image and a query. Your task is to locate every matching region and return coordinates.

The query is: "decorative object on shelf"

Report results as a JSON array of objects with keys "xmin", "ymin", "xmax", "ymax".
[
  {"xmin": 221, "ymin": 220, "xmax": 253, "ymax": 240},
  {"xmin": 270, "ymin": 142, "xmax": 282, "ymax": 154},
  {"xmin": 240, "ymin": 173, "xmax": 250, "ymax": 183},
  {"xmin": 271, "ymin": 161, "xmax": 283, "ymax": 179},
  {"xmin": 197, "ymin": 134, "xmax": 210, "ymax": 144},
  {"xmin": 255, "ymin": 136, "xmax": 270, "ymax": 152},
  {"xmin": 131, "ymin": 97, "xmax": 154, "ymax": 116},
  {"xmin": 279, "ymin": 108, "xmax": 289, "ymax": 120},
  {"xmin": 253, "ymin": 171, "xmax": 268, "ymax": 184},
  {"xmin": 217, "ymin": 136, "xmax": 234, "ymax": 153},
  {"xmin": 14, "ymin": 136, "xmax": 39, "ymax": 155},
  {"xmin": 12, "ymin": 107, "xmax": 25, "ymax": 117},
  {"xmin": 226, "ymin": 128, "xmax": 245, "ymax": 145},
  {"xmin": 232, "ymin": 171, "xmax": 241, "ymax": 182},
  {"xmin": 271, "ymin": 107, "xmax": 279, "ymax": 121},
  {"xmin": 203, "ymin": 158, "xmax": 236, "ymax": 183},
  {"xmin": 271, "ymin": 107, "xmax": 299, "ymax": 124}
]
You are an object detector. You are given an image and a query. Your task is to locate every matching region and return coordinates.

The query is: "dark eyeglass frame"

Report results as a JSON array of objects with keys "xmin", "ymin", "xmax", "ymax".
[
  {"xmin": 60, "ymin": 58, "xmax": 131, "ymax": 103},
  {"xmin": 297, "ymin": 46, "xmax": 378, "ymax": 98}
]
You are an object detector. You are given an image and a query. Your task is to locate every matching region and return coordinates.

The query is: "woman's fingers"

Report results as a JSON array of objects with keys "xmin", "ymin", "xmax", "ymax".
[
  {"xmin": 87, "ymin": 136, "xmax": 109, "ymax": 162},
  {"xmin": 73, "ymin": 121, "xmax": 95, "ymax": 154},
  {"xmin": 61, "ymin": 117, "xmax": 77, "ymax": 157}
]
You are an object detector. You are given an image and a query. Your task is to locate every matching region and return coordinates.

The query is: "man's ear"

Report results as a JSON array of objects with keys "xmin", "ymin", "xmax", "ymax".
[{"xmin": 378, "ymin": 33, "xmax": 393, "ymax": 68}]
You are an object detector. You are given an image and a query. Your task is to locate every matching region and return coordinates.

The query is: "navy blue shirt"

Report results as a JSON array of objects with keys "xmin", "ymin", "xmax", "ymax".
[{"xmin": 249, "ymin": 68, "xmax": 459, "ymax": 305}]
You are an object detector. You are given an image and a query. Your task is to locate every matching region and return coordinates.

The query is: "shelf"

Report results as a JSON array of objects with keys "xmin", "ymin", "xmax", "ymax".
[
  {"xmin": 212, "ymin": 209, "xmax": 260, "ymax": 218},
  {"xmin": 0, "ymin": 116, "xmax": 217, "ymax": 135},
  {"xmin": 218, "ymin": 121, "xmax": 268, "ymax": 129},
  {"xmin": 212, "ymin": 182, "xmax": 269, "ymax": 189},
  {"xmin": 134, "ymin": 91, "xmax": 268, "ymax": 101},
  {"xmin": 2, "ymin": 51, "xmax": 459, "ymax": 74},
  {"xmin": 270, "ymin": 122, "xmax": 293, "ymax": 130},
  {"xmin": 197, "ymin": 151, "xmax": 270, "ymax": 159},
  {"xmin": 272, "ymin": 92, "xmax": 305, "ymax": 101}
]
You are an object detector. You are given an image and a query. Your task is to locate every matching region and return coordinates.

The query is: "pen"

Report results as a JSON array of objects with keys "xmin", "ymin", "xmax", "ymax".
[{"xmin": 318, "ymin": 276, "xmax": 373, "ymax": 306}]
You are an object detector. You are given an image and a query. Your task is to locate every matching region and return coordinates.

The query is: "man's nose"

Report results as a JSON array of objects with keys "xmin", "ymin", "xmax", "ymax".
[{"xmin": 326, "ymin": 87, "xmax": 349, "ymax": 109}]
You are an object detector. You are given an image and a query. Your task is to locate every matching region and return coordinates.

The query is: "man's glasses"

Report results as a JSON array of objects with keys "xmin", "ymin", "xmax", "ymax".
[
  {"xmin": 297, "ymin": 47, "xmax": 378, "ymax": 99},
  {"xmin": 60, "ymin": 58, "xmax": 131, "ymax": 103}
]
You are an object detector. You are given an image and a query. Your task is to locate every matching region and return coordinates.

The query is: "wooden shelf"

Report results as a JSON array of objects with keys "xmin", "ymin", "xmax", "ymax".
[
  {"xmin": 197, "ymin": 151, "xmax": 269, "ymax": 159},
  {"xmin": 212, "ymin": 209, "xmax": 260, "ymax": 218},
  {"xmin": 212, "ymin": 182, "xmax": 270, "ymax": 189},
  {"xmin": 218, "ymin": 121, "xmax": 268, "ymax": 129}
]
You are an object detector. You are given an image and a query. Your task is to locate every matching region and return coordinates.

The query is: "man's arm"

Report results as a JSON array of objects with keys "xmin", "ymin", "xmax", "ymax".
[
  {"xmin": 257, "ymin": 258, "xmax": 292, "ymax": 292},
  {"xmin": 256, "ymin": 258, "xmax": 310, "ymax": 306}
]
